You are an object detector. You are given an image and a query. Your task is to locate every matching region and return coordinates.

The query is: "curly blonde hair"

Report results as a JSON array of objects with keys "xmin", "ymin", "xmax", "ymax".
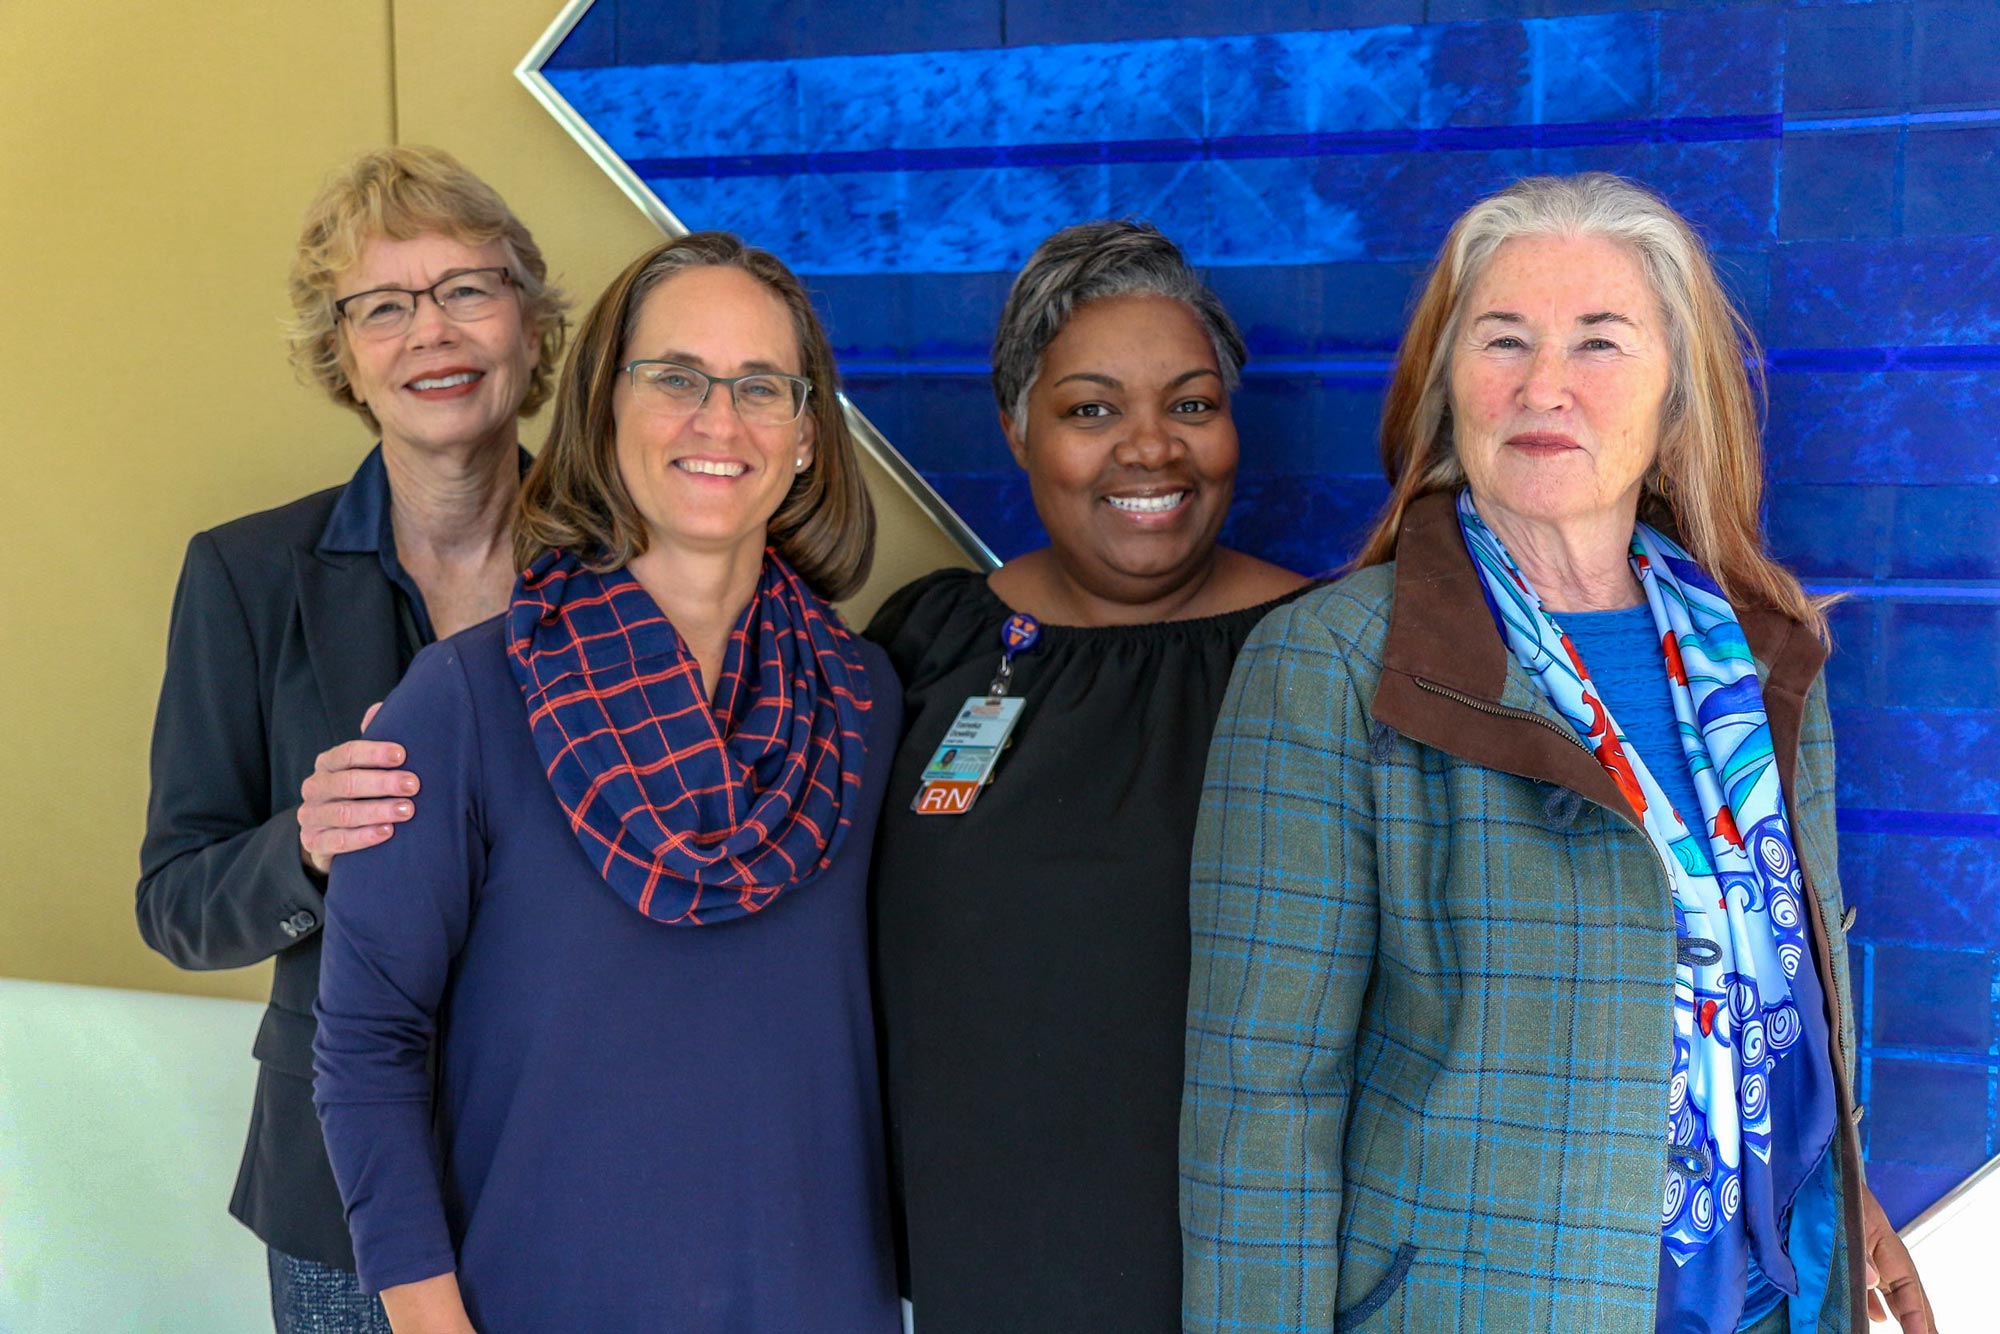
[{"xmin": 286, "ymin": 145, "xmax": 569, "ymax": 430}]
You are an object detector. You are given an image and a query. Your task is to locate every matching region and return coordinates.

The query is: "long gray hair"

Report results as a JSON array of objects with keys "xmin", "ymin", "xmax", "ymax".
[{"xmin": 1357, "ymin": 172, "xmax": 1823, "ymax": 636}]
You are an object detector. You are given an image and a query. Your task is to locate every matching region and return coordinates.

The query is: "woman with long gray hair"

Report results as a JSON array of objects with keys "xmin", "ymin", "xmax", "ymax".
[
  {"xmin": 1181, "ymin": 173, "xmax": 1930, "ymax": 1334},
  {"xmin": 868, "ymin": 219, "xmax": 1309, "ymax": 1332}
]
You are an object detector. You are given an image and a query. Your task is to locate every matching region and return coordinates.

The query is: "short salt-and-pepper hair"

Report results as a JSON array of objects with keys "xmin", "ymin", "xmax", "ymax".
[{"xmin": 990, "ymin": 220, "xmax": 1247, "ymax": 436}]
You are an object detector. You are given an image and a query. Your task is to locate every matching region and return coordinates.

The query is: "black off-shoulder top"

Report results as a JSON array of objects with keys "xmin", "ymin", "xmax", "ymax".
[{"xmin": 866, "ymin": 566, "xmax": 1316, "ymax": 1334}]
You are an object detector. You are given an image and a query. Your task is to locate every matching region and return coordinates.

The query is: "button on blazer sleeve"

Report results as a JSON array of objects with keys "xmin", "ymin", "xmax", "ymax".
[
  {"xmin": 137, "ymin": 530, "xmax": 327, "ymax": 970},
  {"xmin": 1180, "ymin": 597, "xmax": 1381, "ymax": 1334}
]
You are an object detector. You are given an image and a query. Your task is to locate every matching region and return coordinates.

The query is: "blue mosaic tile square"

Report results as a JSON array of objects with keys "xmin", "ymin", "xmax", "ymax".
[
  {"xmin": 1831, "ymin": 704, "xmax": 2000, "ymax": 817},
  {"xmin": 1221, "ymin": 473, "xmax": 1387, "ymax": 575},
  {"xmin": 1231, "ymin": 381, "xmax": 1324, "ymax": 476},
  {"xmin": 1658, "ymin": 7, "xmax": 1783, "ymax": 119},
  {"xmin": 645, "ymin": 174, "xmax": 807, "ymax": 256},
  {"xmin": 1904, "ymin": 126, "xmax": 2000, "ymax": 238},
  {"xmin": 548, "ymin": 63, "xmax": 803, "ymax": 161},
  {"xmin": 1863, "ymin": 1056, "xmax": 1992, "ymax": 1168},
  {"xmin": 1007, "ymin": 37, "xmax": 1206, "ymax": 147},
  {"xmin": 1199, "ymin": 32, "xmax": 1323, "ymax": 142},
  {"xmin": 1715, "ymin": 249, "xmax": 1771, "ymax": 329},
  {"xmin": 1231, "ymin": 379, "xmax": 1386, "ymax": 475},
  {"xmin": 1767, "ymin": 239, "xmax": 2000, "ymax": 348},
  {"xmin": 1520, "ymin": 13, "xmax": 1658, "ymax": 125},
  {"xmin": 1426, "ymin": 0, "xmax": 1539, "ymax": 22},
  {"xmin": 1822, "ymin": 601, "xmax": 1880, "ymax": 712},
  {"xmin": 1315, "ymin": 149, "xmax": 1535, "ymax": 262},
  {"xmin": 900, "ymin": 377, "xmax": 1013, "ymax": 474},
  {"xmin": 1422, "ymin": 19, "xmax": 1531, "ymax": 128},
  {"xmin": 1842, "ymin": 832, "xmax": 2000, "ymax": 949},
  {"xmin": 795, "ymin": 170, "xmax": 911, "ymax": 272},
  {"xmin": 1872, "ymin": 944, "xmax": 1998, "ymax": 1052},
  {"xmin": 1641, "ymin": 140, "xmax": 1782, "ymax": 249},
  {"xmin": 1869, "ymin": 1163, "xmax": 1978, "ymax": 1230},
  {"xmin": 1766, "ymin": 482, "xmax": 1892, "ymax": 578},
  {"xmin": 1213, "ymin": 265, "xmax": 1328, "ymax": 356},
  {"xmin": 1912, "ymin": 0, "xmax": 2000, "ymax": 110},
  {"xmin": 1108, "ymin": 160, "xmax": 1214, "ymax": 268},
  {"xmin": 1892, "ymin": 486, "xmax": 2000, "ymax": 581},
  {"xmin": 790, "ymin": 49, "xmax": 1006, "ymax": 154},
  {"xmin": 1777, "ymin": 130, "xmax": 1899, "ymax": 242},
  {"xmin": 1783, "ymin": 1, "xmax": 1913, "ymax": 117},
  {"xmin": 927, "ymin": 469, "xmax": 1042, "ymax": 561},
  {"xmin": 841, "ymin": 375, "xmax": 910, "ymax": 454},
  {"xmin": 1002, "ymin": 0, "xmax": 1428, "ymax": 46},
  {"xmin": 545, "ymin": 0, "xmax": 617, "ymax": 68},
  {"xmin": 1211, "ymin": 261, "xmax": 1420, "ymax": 354},
  {"xmin": 1872, "ymin": 604, "xmax": 2000, "ymax": 720},
  {"xmin": 901, "ymin": 271, "xmax": 1013, "ymax": 361},
  {"xmin": 891, "ymin": 164, "xmax": 1107, "ymax": 274},
  {"xmin": 1300, "ymin": 25, "xmax": 1437, "ymax": 134},
  {"xmin": 1321, "ymin": 259, "xmax": 1428, "ymax": 350},
  {"xmin": 1765, "ymin": 371, "xmax": 2000, "ymax": 486},
  {"xmin": 605, "ymin": 0, "xmax": 1003, "ymax": 65},
  {"xmin": 1206, "ymin": 158, "xmax": 1370, "ymax": 266},
  {"xmin": 813, "ymin": 273, "xmax": 909, "ymax": 359}
]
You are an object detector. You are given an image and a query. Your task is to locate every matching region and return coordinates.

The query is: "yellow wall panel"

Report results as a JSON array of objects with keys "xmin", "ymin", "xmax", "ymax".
[
  {"xmin": 0, "ymin": 1, "xmax": 397, "ymax": 1000},
  {"xmin": 1, "ymin": 0, "xmax": 969, "ymax": 999}
]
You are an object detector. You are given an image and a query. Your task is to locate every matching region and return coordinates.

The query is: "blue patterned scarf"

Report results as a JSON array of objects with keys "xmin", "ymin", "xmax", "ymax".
[
  {"xmin": 1456, "ymin": 490, "xmax": 1835, "ymax": 1283},
  {"xmin": 507, "ymin": 548, "xmax": 872, "ymax": 925}
]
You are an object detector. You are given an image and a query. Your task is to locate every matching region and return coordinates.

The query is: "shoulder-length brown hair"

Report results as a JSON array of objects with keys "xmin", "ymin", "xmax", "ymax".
[
  {"xmin": 1355, "ymin": 172, "xmax": 1824, "ymax": 637},
  {"xmin": 516, "ymin": 232, "xmax": 875, "ymax": 601}
]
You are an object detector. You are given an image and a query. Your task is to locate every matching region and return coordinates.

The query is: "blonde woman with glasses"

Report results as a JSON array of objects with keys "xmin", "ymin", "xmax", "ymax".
[{"xmin": 137, "ymin": 145, "xmax": 566, "ymax": 1331}]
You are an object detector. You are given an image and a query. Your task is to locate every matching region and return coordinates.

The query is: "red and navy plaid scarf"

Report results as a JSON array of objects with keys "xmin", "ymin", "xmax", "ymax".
[{"xmin": 507, "ymin": 547, "xmax": 872, "ymax": 925}]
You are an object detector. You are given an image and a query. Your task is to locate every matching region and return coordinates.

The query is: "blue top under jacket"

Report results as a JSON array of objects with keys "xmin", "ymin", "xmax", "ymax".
[
  {"xmin": 313, "ymin": 616, "xmax": 904, "ymax": 1333},
  {"xmin": 1563, "ymin": 606, "xmax": 1837, "ymax": 1334}
]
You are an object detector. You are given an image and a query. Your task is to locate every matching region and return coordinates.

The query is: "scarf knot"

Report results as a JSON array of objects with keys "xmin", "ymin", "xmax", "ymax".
[{"xmin": 507, "ymin": 548, "xmax": 871, "ymax": 925}]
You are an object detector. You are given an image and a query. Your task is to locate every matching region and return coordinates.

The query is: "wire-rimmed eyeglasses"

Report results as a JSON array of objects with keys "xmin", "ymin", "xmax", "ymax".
[
  {"xmin": 623, "ymin": 360, "xmax": 813, "ymax": 425},
  {"xmin": 334, "ymin": 268, "xmax": 517, "ymax": 341}
]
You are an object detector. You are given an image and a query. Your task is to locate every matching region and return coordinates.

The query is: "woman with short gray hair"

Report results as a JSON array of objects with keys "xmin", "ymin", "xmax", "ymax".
[{"xmin": 868, "ymin": 219, "xmax": 1308, "ymax": 1333}]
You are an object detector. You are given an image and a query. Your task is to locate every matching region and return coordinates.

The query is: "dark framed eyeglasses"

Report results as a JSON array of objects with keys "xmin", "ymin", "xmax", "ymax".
[
  {"xmin": 334, "ymin": 268, "xmax": 517, "ymax": 340},
  {"xmin": 622, "ymin": 360, "xmax": 813, "ymax": 425}
]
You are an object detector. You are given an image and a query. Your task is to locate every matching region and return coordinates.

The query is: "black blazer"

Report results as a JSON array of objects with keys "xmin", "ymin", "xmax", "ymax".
[{"xmin": 138, "ymin": 482, "xmax": 407, "ymax": 1269}]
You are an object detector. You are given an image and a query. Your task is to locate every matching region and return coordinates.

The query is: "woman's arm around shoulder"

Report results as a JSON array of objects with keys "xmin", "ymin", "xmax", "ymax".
[
  {"xmin": 1181, "ymin": 589, "xmax": 1385, "ymax": 1334},
  {"xmin": 314, "ymin": 635, "xmax": 487, "ymax": 1301}
]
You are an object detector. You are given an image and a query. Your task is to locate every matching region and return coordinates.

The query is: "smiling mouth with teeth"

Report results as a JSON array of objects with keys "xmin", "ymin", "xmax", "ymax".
[
  {"xmin": 1105, "ymin": 491, "xmax": 1189, "ymax": 514},
  {"xmin": 676, "ymin": 458, "xmax": 749, "ymax": 478},
  {"xmin": 410, "ymin": 371, "xmax": 482, "ymax": 391}
]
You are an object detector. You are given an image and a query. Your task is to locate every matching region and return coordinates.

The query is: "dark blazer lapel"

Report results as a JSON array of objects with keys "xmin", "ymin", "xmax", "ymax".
[{"xmin": 294, "ymin": 548, "xmax": 404, "ymax": 743}]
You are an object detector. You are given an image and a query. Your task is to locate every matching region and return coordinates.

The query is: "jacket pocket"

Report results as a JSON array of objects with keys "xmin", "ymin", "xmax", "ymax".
[
  {"xmin": 1334, "ymin": 1244, "xmax": 1416, "ymax": 1333},
  {"xmin": 251, "ymin": 1003, "xmax": 319, "ymax": 1080}
]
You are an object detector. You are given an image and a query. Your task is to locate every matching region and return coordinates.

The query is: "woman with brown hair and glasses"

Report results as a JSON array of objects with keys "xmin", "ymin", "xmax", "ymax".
[
  {"xmin": 137, "ymin": 145, "xmax": 566, "ymax": 1332},
  {"xmin": 310, "ymin": 231, "xmax": 902, "ymax": 1333}
]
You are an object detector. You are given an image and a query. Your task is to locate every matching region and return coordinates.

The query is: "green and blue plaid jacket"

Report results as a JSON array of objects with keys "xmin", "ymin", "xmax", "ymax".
[{"xmin": 1181, "ymin": 493, "xmax": 1866, "ymax": 1334}]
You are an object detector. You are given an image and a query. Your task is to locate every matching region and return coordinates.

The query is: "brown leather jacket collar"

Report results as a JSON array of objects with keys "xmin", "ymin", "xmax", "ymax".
[{"xmin": 1369, "ymin": 490, "xmax": 1830, "ymax": 828}]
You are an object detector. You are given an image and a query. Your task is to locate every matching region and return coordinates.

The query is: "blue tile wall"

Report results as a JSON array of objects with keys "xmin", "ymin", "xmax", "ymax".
[{"xmin": 545, "ymin": 0, "xmax": 2000, "ymax": 1225}]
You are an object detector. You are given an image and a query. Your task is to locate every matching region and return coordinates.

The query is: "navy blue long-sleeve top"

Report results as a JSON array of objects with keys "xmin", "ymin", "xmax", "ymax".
[{"xmin": 313, "ymin": 615, "xmax": 903, "ymax": 1333}]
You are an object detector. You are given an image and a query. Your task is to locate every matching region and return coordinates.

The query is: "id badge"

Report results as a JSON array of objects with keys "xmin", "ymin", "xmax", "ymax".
[{"xmin": 911, "ymin": 696, "xmax": 1026, "ymax": 815}]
